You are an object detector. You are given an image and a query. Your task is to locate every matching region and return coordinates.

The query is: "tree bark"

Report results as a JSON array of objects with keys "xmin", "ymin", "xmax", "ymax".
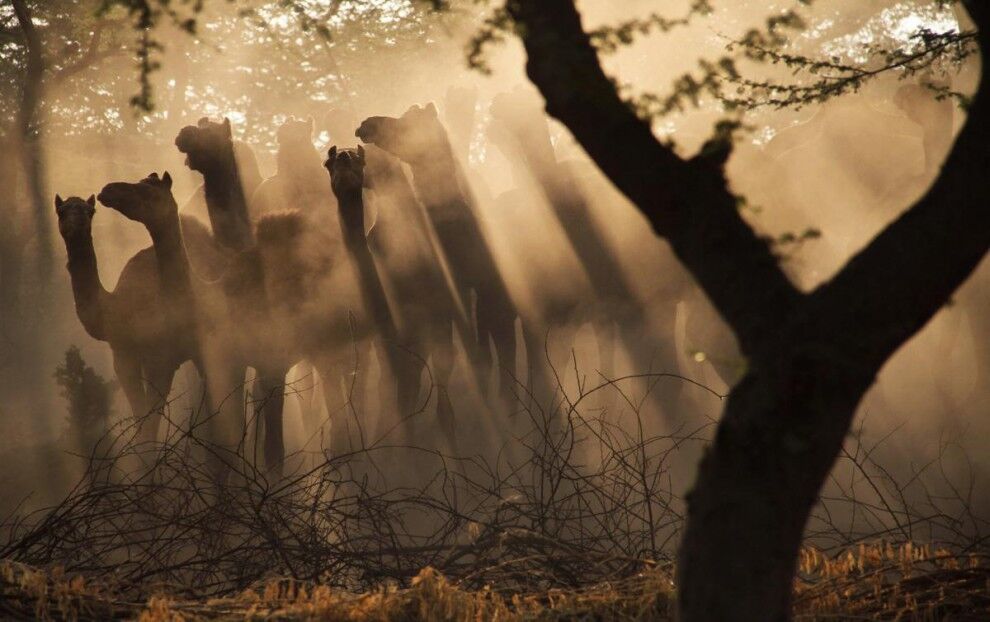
[{"xmin": 505, "ymin": 0, "xmax": 990, "ymax": 619}]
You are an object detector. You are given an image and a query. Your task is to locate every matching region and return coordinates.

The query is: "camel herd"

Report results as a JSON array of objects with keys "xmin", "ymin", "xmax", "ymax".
[
  {"xmin": 55, "ymin": 91, "xmax": 706, "ymax": 478},
  {"xmin": 56, "ymin": 77, "xmax": 980, "ymax": 479}
]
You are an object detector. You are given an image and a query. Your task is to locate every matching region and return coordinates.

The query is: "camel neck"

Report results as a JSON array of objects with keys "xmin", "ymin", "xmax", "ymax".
[
  {"xmin": 64, "ymin": 232, "xmax": 108, "ymax": 341},
  {"xmin": 202, "ymin": 158, "xmax": 254, "ymax": 251},
  {"xmin": 148, "ymin": 214, "xmax": 197, "ymax": 325},
  {"xmin": 334, "ymin": 187, "xmax": 398, "ymax": 341},
  {"xmin": 336, "ymin": 188, "xmax": 366, "ymax": 244}
]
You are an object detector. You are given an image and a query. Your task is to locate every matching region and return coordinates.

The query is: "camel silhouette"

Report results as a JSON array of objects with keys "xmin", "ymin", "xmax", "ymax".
[
  {"xmin": 252, "ymin": 209, "xmax": 375, "ymax": 458},
  {"xmin": 56, "ymin": 192, "xmax": 225, "ymax": 445},
  {"xmin": 250, "ymin": 116, "xmax": 336, "ymax": 432},
  {"xmin": 356, "ymin": 104, "xmax": 519, "ymax": 403},
  {"xmin": 253, "ymin": 116, "xmax": 334, "ymax": 219},
  {"xmin": 98, "ymin": 173, "xmax": 253, "ymax": 477},
  {"xmin": 176, "ymin": 117, "xmax": 315, "ymax": 473},
  {"xmin": 326, "ymin": 145, "xmax": 461, "ymax": 449}
]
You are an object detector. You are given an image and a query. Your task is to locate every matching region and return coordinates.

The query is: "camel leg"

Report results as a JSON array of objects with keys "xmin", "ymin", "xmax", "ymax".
[
  {"xmin": 593, "ymin": 318, "xmax": 618, "ymax": 384},
  {"xmin": 522, "ymin": 321, "xmax": 546, "ymax": 403},
  {"xmin": 199, "ymin": 340, "xmax": 247, "ymax": 483},
  {"xmin": 591, "ymin": 316, "xmax": 619, "ymax": 408},
  {"xmin": 522, "ymin": 321, "xmax": 556, "ymax": 405},
  {"xmin": 622, "ymin": 306, "xmax": 684, "ymax": 424},
  {"xmin": 477, "ymin": 289, "xmax": 517, "ymax": 405},
  {"xmin": 254, "ymin": 369, "xmax": 288, "ymax": 478},
  {"xmin": 391, "ymin": 336, "xmax": 426, "ymax": 417},
  {"xmin": 460, "ymin": 286, "xmax": 492, "ymax": 394},
  {"xmin": 339, "ymin": 340, "xmax": 372, "ymax": 418},
  {"xmin": 291, "ymin": 361, "xmax": 320, "ymax": 436},
  {"xmin": 429, "ymin": 320, "xmax": 457, "ymax": 452},
  {"xmin": 143, "ymin": 363, "xmax": 178, "ymax": 448},
  {"xmin": 313, "ymin": 354, "xmax": 364, "ymax": 458},
  {"xmin": 375, "ymin": 338, "xmax": 425, "ymax": 448},
  {"xmin": 183, "ymin": 362, "xmax": 207, "ymax": 437},
  {"xmin": 113, "ymin": 349, "xmax": 150, "ymax": 442}
]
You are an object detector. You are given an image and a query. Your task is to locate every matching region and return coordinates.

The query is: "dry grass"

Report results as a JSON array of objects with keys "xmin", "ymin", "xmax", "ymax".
[
  {"xmin": 4, "ymin": 374, "xmax": 989, "ymax": 619},
  {"xmin": 1, "ymin": 560, "xmax": 675, "ymax": 621},
  {"xmin": 795, "ymin": 542, "xmax": 990, "ymax": 621},
  {"xmin": 4, "ymin": 542, "xmax": 990, "ymax": 621}
]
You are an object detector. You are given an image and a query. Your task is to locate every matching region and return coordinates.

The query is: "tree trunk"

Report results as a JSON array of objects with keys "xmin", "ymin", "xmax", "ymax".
[
  {"xmin": 676, "ymin": 340, "xmax": 873, "ymax": 619},
  {"xmin": 12, "ymin": 0, "xmax": 53, "ymax": 282}
]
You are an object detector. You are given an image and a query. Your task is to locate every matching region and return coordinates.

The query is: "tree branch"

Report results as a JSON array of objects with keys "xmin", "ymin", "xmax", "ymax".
[
  {"xmin": 50, "ymin": 21, "xmax": 126, "ymax": 85},
  {"xmin": 505, "ymin": 0, "xmax": 801, "ymax": 358},
  {"xmin": 809, "ymin": 1, "xmax": 990, "ymax": 374}
]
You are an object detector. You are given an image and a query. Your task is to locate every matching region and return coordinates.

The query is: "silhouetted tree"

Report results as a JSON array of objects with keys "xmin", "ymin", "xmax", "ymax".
[{"xmin": 502, "ymin": 0, "xmax": 989, "ymax": 619}]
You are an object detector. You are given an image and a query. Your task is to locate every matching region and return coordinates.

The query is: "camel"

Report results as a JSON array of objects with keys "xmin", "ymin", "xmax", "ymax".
[
  {"xmin": 253, "ymin": 116, "xmax": 334, "ymax": 219},
  {"xmin": 172, "ymin": 120, "xmax": 263, "ymax": 424},
  {"xmin": 98, "ymin": 172, "xmax": 256, "ymax": 477},
  {"xmin": 250, "ymin": 116, "xmax": 336, "ymax": 427},
  {"xmin": 252, "ymin": 208, "xmax": 375, "ymax": 457},
  {"xmin": 174, "ymin": 117, "xmax": 307, "ymax": 470},
  {"xmin": 325, "ymin": 146, "xmax": 412, "ymax": 412},
  {"xmin": 361, "ymin": 143, "xmax": 476, "ymax": 425},
  {"xmin": 356, "ymin": 104, "xmax": 519, "ymax": 402},
  {"xmin": 55, "ymin": 192, "xmax": 225, "ymax": 444},
  {"xmin": 99, "ymin": 172, "xmax": 374, "ymax": 473},
  {"xmin": 326, "ymin": 145, "xmax": 461, "ymax": 446}
]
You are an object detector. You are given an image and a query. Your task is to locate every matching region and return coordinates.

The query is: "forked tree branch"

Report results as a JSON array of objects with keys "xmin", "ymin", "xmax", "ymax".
[{"xmin": 506, "ymin": 0, "xmax": 989, "ymax": 369}]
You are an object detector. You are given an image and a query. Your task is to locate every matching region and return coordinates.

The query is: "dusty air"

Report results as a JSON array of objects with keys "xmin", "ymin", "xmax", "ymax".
[{"xmin": 0, "ymin": 0, "xmax": 988, "ymax": 619}]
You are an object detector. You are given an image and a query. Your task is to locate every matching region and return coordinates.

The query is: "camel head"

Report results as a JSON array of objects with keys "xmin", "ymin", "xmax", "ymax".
[
  {"xmin": 355, "ymin": 103, "xmax": 451, "ymax": 165},
  {"xmin": 55, "ymin": 194, "xmax": 96, "ymax": 241},
  {"xmin": 254, "ymin": 211, "xmax": 336, "ymax": 313},
  {"xmin": 276, "ymin": 116, "xmax": 315, "ymax": 149},
  {"xmin": 98, "ymin": 172, "xmax": 177, "ymax": 229},
  {"xmin": 175, "ymin": 117, "xmax": 235, "ymax": 174},
  {"xmin": 325, "ymin": 145, "xmax": 366, "ymax": 196}
]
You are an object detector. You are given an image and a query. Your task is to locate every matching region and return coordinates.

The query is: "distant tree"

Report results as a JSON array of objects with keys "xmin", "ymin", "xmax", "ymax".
[
  {"xmin": 78, "ymin": 0, "xmax": 472, "ymax": 149},
  {"xmin": 54, "ymin": 346, "xmax": 114, "ymax": 451},
  {"xmin": 1, "ymin": 1, "xmax": 129, "ymax": 411}
]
